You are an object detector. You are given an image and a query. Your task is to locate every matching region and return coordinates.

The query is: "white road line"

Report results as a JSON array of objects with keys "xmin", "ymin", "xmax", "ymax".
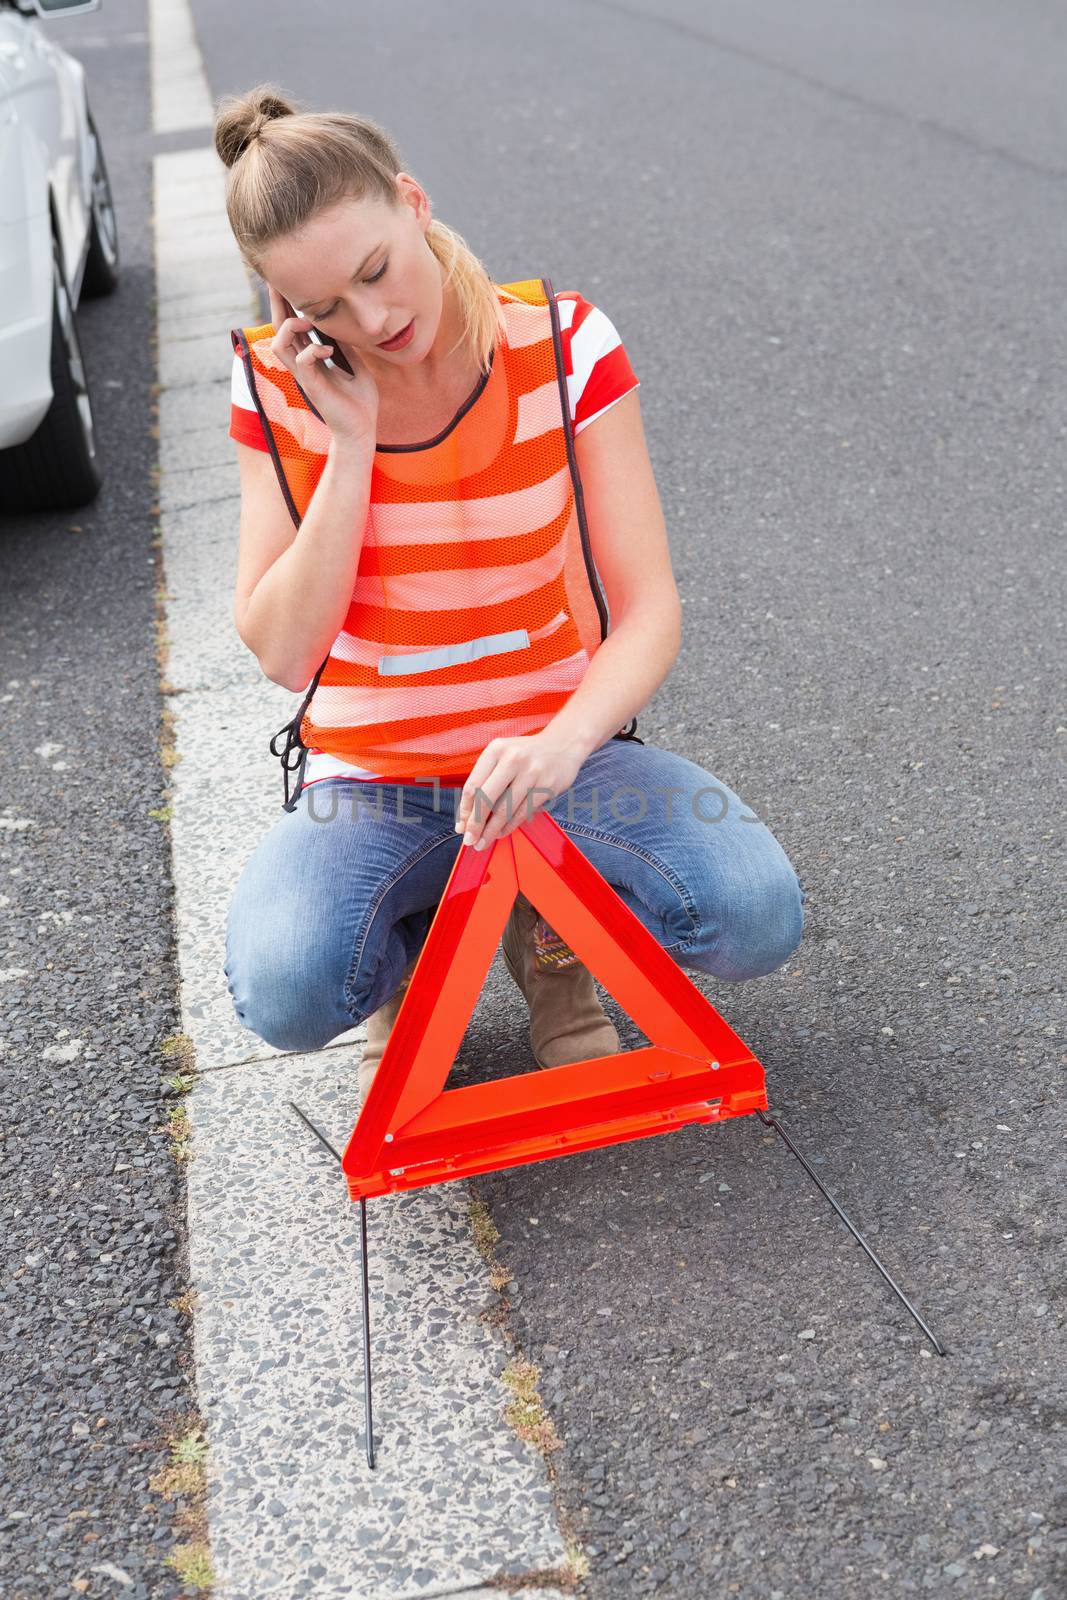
[
  {"xmin": 149, "ymin": 2, "xmax": 574, "ymax": 1594},
  {"xmin": 148, "ymin": 0, "xmax": 214, "ymax": 134}
]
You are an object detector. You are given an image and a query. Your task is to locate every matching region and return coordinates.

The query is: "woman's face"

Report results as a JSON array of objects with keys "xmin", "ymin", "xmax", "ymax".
[{"xmin": 260, "ymin": 175, "xmax": 448, "ymax": 379}]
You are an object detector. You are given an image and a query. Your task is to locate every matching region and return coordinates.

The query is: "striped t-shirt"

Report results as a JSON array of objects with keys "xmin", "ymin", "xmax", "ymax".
[{"xmin": 229, "ymin": 289, "xmax": 640, "ymax": 786}]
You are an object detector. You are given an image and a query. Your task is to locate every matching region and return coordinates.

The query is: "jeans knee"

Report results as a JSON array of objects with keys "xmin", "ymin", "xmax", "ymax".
[
  {"xmin": 238, "ymin": 1002, "xmax": 337, "ymax": 1054},
  {"xmin": 681, "ymin": 862, "xmax": 805, "ymax": 981},
  {"xmin": 223, "ymin": 948, "xmax": 350, "ymax": 1054}
]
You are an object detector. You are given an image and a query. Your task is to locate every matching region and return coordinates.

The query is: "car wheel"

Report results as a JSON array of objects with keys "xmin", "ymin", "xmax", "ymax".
[
  {"xmin": 0, "ymin": 233, "xmax": 102, "ymax": 513},
  {"xmin": 79, "ymin": 104, "xmax": 119, "ymax": 298}
]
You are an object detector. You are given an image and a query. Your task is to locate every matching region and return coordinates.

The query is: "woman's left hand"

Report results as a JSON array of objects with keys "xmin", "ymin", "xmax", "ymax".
[{"xmin": 455, "ymin": 733, "xmax": 587, "ymax": 851}]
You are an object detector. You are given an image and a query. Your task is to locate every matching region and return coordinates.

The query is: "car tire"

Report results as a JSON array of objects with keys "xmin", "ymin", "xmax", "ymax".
[
  {"xmin": 0, "ymin": 233, "xmax": 101, "ymax": 514},
  {"xmin": 79, "ymin": 104, "xmax": 119, "ymax": 298}
]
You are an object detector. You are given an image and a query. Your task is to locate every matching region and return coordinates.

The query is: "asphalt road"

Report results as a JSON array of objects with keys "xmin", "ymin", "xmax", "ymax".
[{"xmin": 4, "ymin": 0, "xmax": 1065, "ymax": 1596}]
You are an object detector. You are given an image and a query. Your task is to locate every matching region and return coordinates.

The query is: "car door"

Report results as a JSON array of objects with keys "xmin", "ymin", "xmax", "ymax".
[
  {"xmin": 0, "ymin": 4, "xmax": 90, "ymax": 299},
  {"xmin": 0, "ymin": 9, "xmax": 25, "ymax": 102},
  {"xmin": 0, "ymin": 9, "xmax": 53, "ymax": 348}
]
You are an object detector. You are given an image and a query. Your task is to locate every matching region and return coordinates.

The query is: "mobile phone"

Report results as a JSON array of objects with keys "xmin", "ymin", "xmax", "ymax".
[
  {"xmin": 279, "ymin": 293, "xmax": 355, "ymax": 376},
  {"xmin": 303, "ymin": 323, "xmax": 355, "ymax": 376}
]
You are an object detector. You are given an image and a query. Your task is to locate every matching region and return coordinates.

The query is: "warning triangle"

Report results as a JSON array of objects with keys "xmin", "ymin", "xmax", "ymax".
[{"xmin": 342, "ymin": 809, "xmax": 767, "ymax": 1200}]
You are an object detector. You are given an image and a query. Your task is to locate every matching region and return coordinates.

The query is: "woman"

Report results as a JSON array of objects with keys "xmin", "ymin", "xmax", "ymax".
[{"xmin": 216, "ymin": 84, "xmax": 805, "ymax": 1108}]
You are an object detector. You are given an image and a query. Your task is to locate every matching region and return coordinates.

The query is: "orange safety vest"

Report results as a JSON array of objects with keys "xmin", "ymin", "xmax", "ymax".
[{"xmin": 231, "ymin": 277, "xmax": 642, "ymax": 809}]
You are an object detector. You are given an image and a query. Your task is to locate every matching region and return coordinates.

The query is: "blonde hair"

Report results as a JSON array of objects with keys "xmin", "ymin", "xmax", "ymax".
[{"xmin": 213, "ymin": 83, "xmax": 506, "ymax": 374}]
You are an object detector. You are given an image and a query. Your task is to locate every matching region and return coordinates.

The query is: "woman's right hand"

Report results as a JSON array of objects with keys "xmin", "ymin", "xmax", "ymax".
[{"xmin": 267, "ymin": 285, "xmax": 380, "ymax": 453}]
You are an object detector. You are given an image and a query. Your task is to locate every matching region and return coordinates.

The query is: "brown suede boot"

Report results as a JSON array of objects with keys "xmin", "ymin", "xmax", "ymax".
[
  {"xmin": 501, "ymin": 892, "xmax": 620, "ymax": 1068},
  {"xmin": 356, "ymin": 954, "xmax": 419, "ymax": 1110}
]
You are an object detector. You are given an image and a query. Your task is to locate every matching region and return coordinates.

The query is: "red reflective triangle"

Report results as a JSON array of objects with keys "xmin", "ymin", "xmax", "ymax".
[{"xmin": 342, "ymin": 809, "xmax": 767, "ymax": 1200}]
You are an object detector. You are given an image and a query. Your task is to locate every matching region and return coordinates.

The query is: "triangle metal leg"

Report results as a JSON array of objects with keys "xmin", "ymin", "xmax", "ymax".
[
  {"xmin": 756, "ymin": 1109, "xmax": 947, "ymax": 1356},
  {"xmin": 289, "ymin": 1102, "xmax": 377, "ymax": 1468},
  {"xmin": 357, "ymin": 1195, "xmax": 376, "ymax": 1469}
]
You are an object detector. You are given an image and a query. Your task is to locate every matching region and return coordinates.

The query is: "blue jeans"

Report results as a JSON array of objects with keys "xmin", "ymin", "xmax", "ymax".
[{"xmin": 223, "ymin": 738, "xmax": 807, "ymax": 1053}]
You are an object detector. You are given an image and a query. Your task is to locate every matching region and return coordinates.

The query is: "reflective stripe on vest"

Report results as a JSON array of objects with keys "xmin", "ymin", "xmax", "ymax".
[{"xmin": 232, "ymin": 278, "xmax": 611, "ymax": 787}]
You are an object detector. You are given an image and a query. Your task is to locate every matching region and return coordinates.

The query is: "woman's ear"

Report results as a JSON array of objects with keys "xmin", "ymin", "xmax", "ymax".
[{"xmin": 396, "ymin": 172, "xmax": 430, "ymax": 228}]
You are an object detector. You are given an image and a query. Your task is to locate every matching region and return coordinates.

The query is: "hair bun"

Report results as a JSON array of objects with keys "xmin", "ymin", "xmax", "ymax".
[{"xmin": 214, "ymin": 83, "xmax": 299, "ymax": 169}]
